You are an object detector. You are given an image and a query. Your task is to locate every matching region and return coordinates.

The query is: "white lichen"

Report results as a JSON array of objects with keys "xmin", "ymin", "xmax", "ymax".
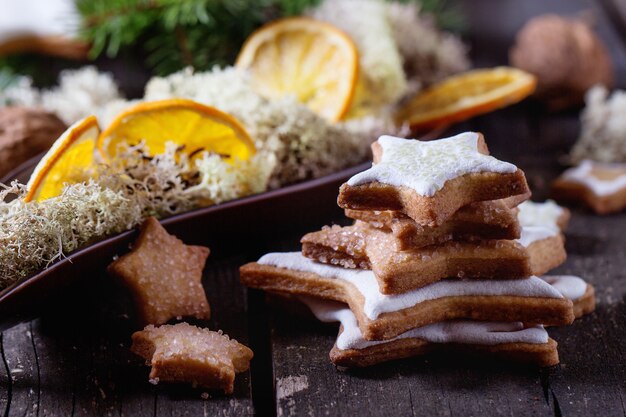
[
  {"xmin": 308, "ymin": 0, "xmax": 408, "ymax": 112},
  {"xmin": 0, "ymin": 143, "xmax": 273, "ymax": 289},
  {"xmin": 570, "ymin": 85, "xmax": 626, "ymax": 163},
  {"xmin": 0, "ymin": 66, "xmax": 122, "ymax": 125},
  {"xmin": 0, "ymin": 181, "xmax": 139, "ymax": 287},
  {"xmin": 387, "ymin": 2, "xmax": 470, "ymax": 87}
]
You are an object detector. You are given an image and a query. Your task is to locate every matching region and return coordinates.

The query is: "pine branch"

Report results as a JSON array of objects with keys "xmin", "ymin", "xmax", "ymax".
[
  {"xmin": 401, "ymin": 0, "xmax": 466, "ymax": 32},
  {"xmin": 0, "ymin": 68, "xmax": 19, "ymax": 92},
  {"xmin": 75, "ymin": 0, "xmax": 464, "ymax": 76}
]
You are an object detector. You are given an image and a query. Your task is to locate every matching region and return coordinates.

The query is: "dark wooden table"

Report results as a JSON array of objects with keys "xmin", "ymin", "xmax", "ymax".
[{"xmin": 2, "ymin": 0, "xmax": 626, "ymax": 416}]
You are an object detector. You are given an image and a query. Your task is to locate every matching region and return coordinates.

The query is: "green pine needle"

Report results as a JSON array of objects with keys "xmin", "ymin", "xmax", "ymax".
[
  {"xmin": 0, "ymin": 68, "xmax": 19, "ymax": 92},
  {"xmin": 74, "ymin": 0, "xmax": 464, "ymax": 76}
]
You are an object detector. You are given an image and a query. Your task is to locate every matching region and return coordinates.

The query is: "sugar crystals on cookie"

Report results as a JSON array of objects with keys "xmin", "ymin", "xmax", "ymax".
[
  {"xmin": 301, "ymin": 223, "xmax": 535, "ymax": 294},
  {"xmin": 131, "ymin": 323, "xmax": 253, "ymax": 394},
  {"xmin": 107, "ymin": 217, "xmax": 211, "ymax": 326}
]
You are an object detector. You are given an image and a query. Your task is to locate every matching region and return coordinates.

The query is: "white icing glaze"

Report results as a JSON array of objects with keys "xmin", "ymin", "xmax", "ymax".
[
  {"xmin": 518, "ymin": 200, "xmax": 563, "ymax": 231},
  {"xmin": 540, "ymin": 275, "xmax": 587, "ymax": 300},
  {"xmin": 300, "ymin": 297, "xmax": 548, "ymax": 350},
  {"xmin": 562, "ymin": 159, "xmax": 626, "ymax": 196},
  {"xmin": 516, "ymin": 226, "xmax": 559, "ymax": 247},
  {"xmin": 258, "ymin": 252, "xmax": 563, "ymax": 320},
  {"xmin": 346, "ymin": 133, "xmax": 518, "ymax": 197}
]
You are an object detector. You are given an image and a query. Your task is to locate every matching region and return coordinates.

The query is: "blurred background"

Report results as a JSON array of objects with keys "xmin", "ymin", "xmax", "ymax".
[{"xmin": 1, "ymin": 0, "xmax": 625, "ymax": 180}]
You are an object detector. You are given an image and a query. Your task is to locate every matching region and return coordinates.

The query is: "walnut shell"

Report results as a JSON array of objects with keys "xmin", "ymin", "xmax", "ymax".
[
  {"xmin": 509, "ymin": 14, "xmax": 613, "ymax": 110},
  {"xmin": 0, "ymin": 106, "xmax": 67, "ymax": 178}
]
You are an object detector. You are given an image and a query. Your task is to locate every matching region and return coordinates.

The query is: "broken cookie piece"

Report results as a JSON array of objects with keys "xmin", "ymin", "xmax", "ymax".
[
  {"xmin": 107, "ymin": 217, "xmax": 211, "ymax": 326},
  {"xmin": 131, "ymin": 323, "xmax": 253, "ymax": 394}
]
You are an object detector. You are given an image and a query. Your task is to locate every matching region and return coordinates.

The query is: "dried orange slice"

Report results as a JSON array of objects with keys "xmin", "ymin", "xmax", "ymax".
[
  {"xmin": 396, "ymin": 67, "xmax": 537, "ymax": 131},
  {"xmin": 25, "ymin": 116, "xmax": 99, "ymax": 202},
  {"xmin": 236, "ymin": 17, "xmax": 359, "ymax": 122},
  {"xmin": 98, "ymin": 99, "xmax": 255, "ymax": 162}
]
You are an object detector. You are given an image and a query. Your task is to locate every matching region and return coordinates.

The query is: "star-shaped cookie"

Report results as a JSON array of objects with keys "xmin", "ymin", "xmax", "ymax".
[
  {"xmin": 301, "ymin": 223, "xmax": 534, "ymax": 294},
  {"xmin": 131, "ymin": 323, "xmax": 253, "ymax": 394},
  {"xmin": 302, "ymin": 297, "xmax": 558, "ymax": 368},
  {"xmin": 517, "ymin": 200, "xmax": 570, "ymax": 231},
  {"xmin": 107, "ymin": 217, "xmax": 211, "ymax": 326},
  {"xmin": 345, "ymin": 198, "xmax": 521, "ymax": 250},
  {"xmin": 338, "ymin": 132, "xmax": 530, "ymax": 226},
  {"xmin": 239, "ymin": 252, "xmax": 574, "ymax": 341},
  {"xmin": 552, "ymin": 159, "xmax": 626, "ymax": 214}
]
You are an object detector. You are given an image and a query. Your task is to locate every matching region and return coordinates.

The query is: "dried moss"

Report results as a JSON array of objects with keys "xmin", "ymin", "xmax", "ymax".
[
  {"xmin": 0, "ymin": 181, "xmax": 140, "ymax": 287},
  {"xmin": 0, "ymin": 143, "xmax": 272, "ymax": 289}
]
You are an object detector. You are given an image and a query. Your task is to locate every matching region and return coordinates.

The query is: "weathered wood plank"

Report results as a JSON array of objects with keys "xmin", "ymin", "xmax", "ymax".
[
  {"xmin": 30, "ymin": 319, "xmax": 77, "ymax": 417},
  {"xmin": 1, "ymin": 322, "xmax": 40, "ymax": 416},
  {"xmin": 0, "ymin": 334, "xmax": 9, "ymax": 416},
  {"xmin": 269, "ymin": 305, "xmax": 554, "ymax": 417},
  {"xmin": 547, "ymin": 211, "xmax": 626, "ymax": 417},
  {"xmin": 0, "ymin": 254, "xmax": 254, "ymax": 417}
]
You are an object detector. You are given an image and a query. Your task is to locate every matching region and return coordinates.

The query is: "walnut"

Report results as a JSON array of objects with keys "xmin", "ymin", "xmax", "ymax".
[
  {"xmin": 0, "ymin": 107, "xmax": 67, "ymax": 178},
  {"xmin": 509, "ymin": 14, "xmax": 613, "ymax": 110}
]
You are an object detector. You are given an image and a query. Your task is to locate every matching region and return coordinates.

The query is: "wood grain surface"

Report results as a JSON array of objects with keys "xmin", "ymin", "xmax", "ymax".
[{"xmin": 2, "ymin": 0, "xmax": 626, "ymax": 416}]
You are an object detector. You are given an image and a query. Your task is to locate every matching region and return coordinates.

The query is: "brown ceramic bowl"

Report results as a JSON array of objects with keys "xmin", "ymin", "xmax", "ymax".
[{"xmin": 0, "ymin": 153, "xmax": 369, "ymax": 331}]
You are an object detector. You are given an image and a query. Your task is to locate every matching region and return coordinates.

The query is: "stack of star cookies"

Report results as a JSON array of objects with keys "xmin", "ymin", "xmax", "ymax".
[{"xmin": 240, "ymin": 132, "xmax": 595, "ymax": 367}]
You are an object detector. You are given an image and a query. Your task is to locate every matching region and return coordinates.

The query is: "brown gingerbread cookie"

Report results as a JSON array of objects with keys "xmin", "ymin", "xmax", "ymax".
[
  {"xmin": 303, "ymin": 222, "xmax": 566, "ymax": 295},
  {"xmin": 552, "ymin": 160, "xmax": 626, "ymax": 214},
  {"xmin": 107, "ymin": 217, "xmax": 211, "ymax": 326},
  {"xmin": 240, "ymin": 252, "xmax": 575, "ymax": 341},
  {"xmin": 131, "ymin": 323, "xmax": 253, "ymax": 394},
  {"xmin": 344, "ymin": 198, "xmax": 521, "ymax": 250},
  {"xmin": 337, "ymin": 133, "xmax": 530, "ymax": 226}
]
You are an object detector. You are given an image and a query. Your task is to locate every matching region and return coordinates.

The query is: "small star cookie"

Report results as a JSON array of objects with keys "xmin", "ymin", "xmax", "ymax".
[
  {"xmin": 338, "ymin": 133, "xmax": 530, "ymax": 226},
  {"xmin": 552, "ymin": 160, "xmax": 626, "ymax": 214},
  {"xmin": 131, "ymin": 323, "xmax": 253, "ymax": 394},
  {"xmin": 107, "ymin": 217, "xmax": 211, "ymax": 326}
]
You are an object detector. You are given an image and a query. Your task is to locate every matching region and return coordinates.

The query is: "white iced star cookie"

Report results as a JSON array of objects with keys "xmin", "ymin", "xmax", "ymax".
[
  {"xmin": 299, "ymin": 296, "xmax": 558, "ymax": 368},
  {"xmin": 552, "ymin": 160, "xmax": 626, "ymax": 214},
  {"xmin": 349, "ymin": 132, "xmax": 517, "ymax": 196},
  {"xmin": 338, "ymin": 132, "xmax": 530, "ymax": 226},
  {"xmin": 517, "ymin": 200, "xmax": 570, "ymax": 231},
  {"xmin": 240, "ymin": 252, "xmax": 575, "ymax": 341},
  {"xmin": 294, "ymin": 271, "xmax": 594, "ymax": 367}
]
